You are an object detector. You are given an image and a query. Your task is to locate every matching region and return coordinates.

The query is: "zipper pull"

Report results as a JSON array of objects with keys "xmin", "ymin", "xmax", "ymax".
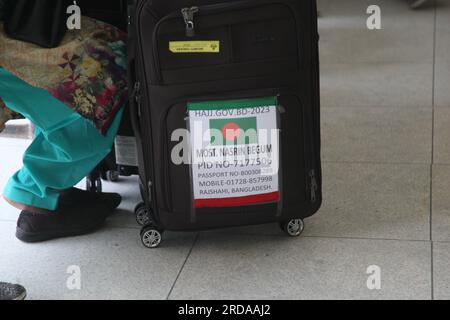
[
  {"xmin": 133, "ymin": 81, "xmax": 141, "ymax": 97},
  {"xmin": 133, "ymin": 82, "xmax": 142, "ymax": 117},
  {"xmin": 277, "ymin": 105, "xmax": 286, "ymax": 114},
  {"xmin": 181, "ymin": 7, "xmax": 199, "ymax": 37},
  {"xmin": 148, "ymin": 181, "xmax": 152, "ymax": 203},
  {"xmin": 309, "ymin": 169, "xmax": 318, "ymax": 203}
]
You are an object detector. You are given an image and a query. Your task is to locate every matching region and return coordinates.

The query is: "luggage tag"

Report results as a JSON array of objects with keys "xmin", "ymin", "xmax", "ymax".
[{"xmin": 187, "ymin": 97, "xmax": 281, "ymax": 209}]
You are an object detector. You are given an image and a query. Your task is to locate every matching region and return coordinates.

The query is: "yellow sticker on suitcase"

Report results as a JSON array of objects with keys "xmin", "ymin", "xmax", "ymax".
[{"xmin": 169, "ymin": 41, "xmax": 220, "ymax": 53}]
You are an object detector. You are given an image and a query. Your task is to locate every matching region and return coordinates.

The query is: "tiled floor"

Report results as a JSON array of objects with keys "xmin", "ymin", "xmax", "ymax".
[{"xmin": 1, "ymin": 0, "xmax": 449, "ymax": 300}]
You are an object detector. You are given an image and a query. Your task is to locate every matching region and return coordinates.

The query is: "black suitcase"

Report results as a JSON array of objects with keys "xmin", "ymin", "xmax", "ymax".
[{"xmin": 128, "ymin": 0, "xmax": 322, "ymax": 248}]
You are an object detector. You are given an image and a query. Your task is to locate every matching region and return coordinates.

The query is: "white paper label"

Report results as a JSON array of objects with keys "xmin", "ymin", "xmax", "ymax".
[
  {"xmin": 188, "ymin": 97, "xmax": 280, "ymax": 208},
  {"xmin": 115, "ymin": 135, "xmax": 138, "ymax": 167}
]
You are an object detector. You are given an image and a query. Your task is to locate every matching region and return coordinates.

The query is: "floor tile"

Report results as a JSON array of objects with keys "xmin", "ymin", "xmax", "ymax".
[
  {"xmin": 318, "ymin": 0, "xmax": 435, "ymax": 17},
  {"xmin": 434, "ymin": 62, "xmax": 450, "ymax": 109},
  {"xmin": 321, "ymin": 63, "xmax": 433, "ymax": 108},
  {"xmin": 433, "ymin": 241, "xmax": 450, "ymax": 300},
  {"xmin": 170, "ymin": 234, "xmax": 431, "ymax": 300},
  {"xmin": 0, "ymin": 221, "xmax": 195, "ymax": 300},
  {"xmin": 434, "ymin": 108, "xmax": 450, "ymax": 164},
  {"xmin": 305, "ymin": 162, "xmax": 430, "ymax": 241},
  {"xmin": 200, "ymin": 162, "xmax": 431, "ymax": 241},
  {"xmin": 435, "ymin": 0, "xmax": 450, "ymax": 108},
  {"xmin": 432, "ymin": 165, "xmax": 450, "ymax": 242},
  {"xmin": 322, "ymin": 107, "xmax": 432, "ymax": 163},
  {"xmin": 319, "ymin": 0, "xmax": 435, "ymax": 64}
]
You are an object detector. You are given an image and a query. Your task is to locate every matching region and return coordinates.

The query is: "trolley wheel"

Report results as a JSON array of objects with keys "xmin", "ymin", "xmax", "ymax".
[
  {"xmin": 86, "ymin": 177, "xmax": 102, "ymax": 193},
  {"xmin": 140, "ymin": 225, "xmax": 163, "ymax": 249},
  {"xmin": 134, "ymin": 202, "xmax": 152, "ymax": 226},
  {"xmin": 106, "ymin": 170, "xmax": 120, "ymax": 182},
  {"xmin": 280, "ymin": 219, "xmax": 305, "ymax": 237}
]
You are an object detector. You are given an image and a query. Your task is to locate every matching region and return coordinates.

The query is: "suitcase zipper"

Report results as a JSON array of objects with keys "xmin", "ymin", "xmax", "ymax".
[
  {"xmin": 309, "ymin": 169, "xmax": 318, "ymax": 203},
  {"xmin": 309, "ymin": 0, "xmax": 321, "ymax": 206},
  {"xmin": 134, "ymin": 1, "xmax": 162, "ymax": 210},
  {"xmin": 133, "ymin": 79, "xmax": 155, "ymax": 205},
  {"xmin": 305, "ymin": 110, "xmax": 318, "ymax": 204},
  {"xmin": 133, "ymin": 81, "xmax": 142, "ymax": 117},
  {"xmin": 181, "ymin": 7, "xmax": 199, "ymax": 37}
]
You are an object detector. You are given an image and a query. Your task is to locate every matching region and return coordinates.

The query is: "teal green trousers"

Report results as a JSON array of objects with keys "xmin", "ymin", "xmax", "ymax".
[{"xmin": 0, "ymin": 68, "xmax": 123, "ymax": 210}]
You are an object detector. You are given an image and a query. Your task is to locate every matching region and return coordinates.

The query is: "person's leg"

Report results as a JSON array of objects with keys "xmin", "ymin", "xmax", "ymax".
[
  {"xmin": 0, "ymin": 68, "xmax": 124, "ymax": 242},
  {"xmin": 0, "ymin": 67, "xmax": 122, "ymax": 210}
]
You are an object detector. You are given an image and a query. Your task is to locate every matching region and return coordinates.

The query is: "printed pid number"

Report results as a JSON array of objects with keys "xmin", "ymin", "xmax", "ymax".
[{"xmin": 232, "ymin": 158, "xmax": 273, "ymax": 167}]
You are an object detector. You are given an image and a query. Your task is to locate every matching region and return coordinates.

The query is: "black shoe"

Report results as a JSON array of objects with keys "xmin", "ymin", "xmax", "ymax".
[
  {"xmin": 59, "ymin": 188, "xmax": 122, "ymax": 211},
  {"xmin": 15, "ymin": 194, "xmax": 118, "ymax": 243},
  {"xmin": 0, "ymin": 283, "xmax": 27, "ymax": 300}
]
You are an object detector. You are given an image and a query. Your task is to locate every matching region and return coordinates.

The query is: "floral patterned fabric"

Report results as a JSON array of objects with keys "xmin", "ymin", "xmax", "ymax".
[
  {"xmin": 0, "ymin": 16, "xmax": 128, "ymax": 134},
  {"xmin": 0, "ymin": 98, "xmax": 19, "ymax": 132}
]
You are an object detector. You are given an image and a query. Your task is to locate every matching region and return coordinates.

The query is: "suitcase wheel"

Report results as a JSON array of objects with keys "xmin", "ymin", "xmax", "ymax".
[
  {"xmin": 86, "ymin": 176, "xmax": 102, "ymax": 193},
  {"xmin": 102, "ymin": 170, "xmax": 120, "ymax": 182},
  {"xmin": 140, "ymin": 225, "xmax": 164, "ymax": 249},
  {"xmin": 280, "ymin": 219, "xmax": 305, "ymax": 237},
  {"xmin": 134, "ymin": 202, "xmax": 153, "ymax": 226}
]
